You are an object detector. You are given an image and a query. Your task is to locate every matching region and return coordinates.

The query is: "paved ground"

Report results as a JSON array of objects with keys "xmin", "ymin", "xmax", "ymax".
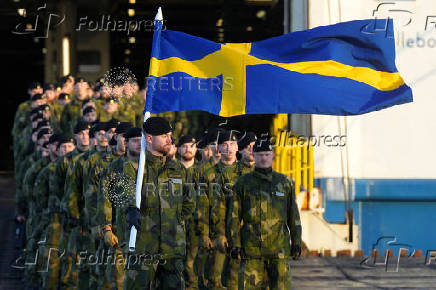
[{"xmin": 0, "ymin": 174, "xmax": 435, "ymax": 289}]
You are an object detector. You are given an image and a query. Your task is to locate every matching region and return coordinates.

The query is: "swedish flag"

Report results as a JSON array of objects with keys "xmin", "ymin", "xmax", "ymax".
[{"xmin": 145, "ymin": 19, "xmax": 412, "ymax": 117}]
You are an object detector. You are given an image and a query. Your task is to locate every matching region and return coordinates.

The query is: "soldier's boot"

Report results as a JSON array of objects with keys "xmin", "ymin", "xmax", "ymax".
[{"xmin": 208, "ymin": 249, "xmax": 226, "ymax": 290}]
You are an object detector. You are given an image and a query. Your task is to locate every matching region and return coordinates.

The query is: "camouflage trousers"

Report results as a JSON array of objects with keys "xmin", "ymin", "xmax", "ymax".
[
  {"xmin": 239, "ymin": 258, "xmax": 292, "ymax": 290},
  {"xmin": 208, "ymin": 249, "xmax": 226, "ymax": 289},
  {"xmin": 224, "ymin": 258, "xmax": 241, "ymax": 290},
  {"xmin": 105, "ymin": 245, "xmax": 125, "ymax": 290},
  {"xmin": 42, "ymin": 213, "xmax": 62, "ymax": 289},
  {"xmin": 124, "ymin": 258, "xmax": 185, "ymax": 289}
]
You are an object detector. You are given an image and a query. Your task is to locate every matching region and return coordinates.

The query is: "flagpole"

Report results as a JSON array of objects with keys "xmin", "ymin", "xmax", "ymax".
[{"xmin": 129, "ymin": 7, "xmax": 163, "ymax": 252}]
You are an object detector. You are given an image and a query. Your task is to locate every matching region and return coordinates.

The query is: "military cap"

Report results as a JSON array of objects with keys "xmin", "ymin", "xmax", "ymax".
[
  {"xmin": 83, "ymin": 106, "xmax": 96, "ymax": 115},
  {"xmin": 42, "ymin": 141, "xmax": 50, "ymax": 149},
  {"xmin": 55, "ymin": 83, "xmax": 62, "ymax": 91},
  {"xmin": 196, "ymin": 134, "xmax": 208, "ymax": 149},
  {"xmin": 49, "ymin": 133, "xmax": 63, "ymax": 144},
  {"xmin": 74, "ymin": 121, "xmax": 91, "ymax": 134},
  {"xmin": 142, "ymin": 117, "xmax": 172, "ymax": 136},
  {"xmin": 124, "ymin": 127, "xmax": 142, "ymax": 140},
  {"xmin": 36, "ymin": 120, "xmax": 51, "ymax": 131},
  {"xmin": 31, "ymin": 107, "xmax": 43, "ymax": 115},
  {"xmin": 32, "ymin": 113, "xmax": 43, "ymax": 122},
  {"xmin": 109, "ymin": 136, "xmax": 117, "ymax": 146},
  {"xmin": 115, "ymin": 122, "xmax": 133, "ymax": 135},
  {"xmin": 253, "ymin": 137, "xmax": 273, "ymax": 152},
  {"xmin": 43, "ymin": 83, "xmax": 55, "ymax": 92},
  {"xmin": 106, "ymin": 118, "xmax": 120, "ymax": 131},
  {"xmin": 105, "ymin": 96, "xmax": 119, "ymax": 104},
  {"xmin": 238, "ymin": 131, "xmax": 257, "ymax": 150},
  {"xmin": 205, "ymin": 128, "xmax": 223, "ymax": 145},
  {"xmin": 218, "ymin": 130, "xmax": 238, "ymax": 145},
  {"xmin": 76, "ymin": 76, "xmax": 87, "ymax": 83},
  {"xmin": 177, "ymin": 135, "xmax": 196, "ymax": 147},
  {"xmin": 58, "ymin": 93, "xmax": 70, "ymax": 100},
  {"xmin": 58, "ymin": 76, "xmax": 69, "ymax": 85},
  {"xmin": 31, "ymin": 93, "xmax": 45, "ymax": 101},
  {"xmin": 57, "ymin": 135, "xmax": 75, "ymax": 148},
  {"xmin": 90, "ymin": 122, "xmax": 107, "ymax": 136},
  {"xmin": 38, "ymin": 104, "xmax": 50, "ymax": 112},
  {"xmin": 28, "ymin": 82, "xmax": 42, "ymax": 90},
  {"xmin": 37, "ymin": 128, "xmax": 53, "ymax": 140}
]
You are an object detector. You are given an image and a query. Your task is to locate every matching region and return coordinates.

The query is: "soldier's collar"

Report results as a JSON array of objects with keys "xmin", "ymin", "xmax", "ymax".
[
  {"xmin": 146, "ymin": 150, "xmax": 166, "ymax": 166},
  {"xmin": 253, "ymin": 167, "xmax": 273, "ymax": 181}
]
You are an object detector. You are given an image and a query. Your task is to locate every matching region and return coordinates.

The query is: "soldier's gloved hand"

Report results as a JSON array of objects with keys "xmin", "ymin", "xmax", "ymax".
[
  {"xmin": 230, "ymin": 247, "xmax": 243, "ymax": 259},
  {"xmin": 215, "ymin": 235, "xmax": 228, "ymax": 253},
  {"xmin": 104, "ymin": 228, "xmax": 119, "ymax": 247},
  {"xmin": 200, "ymin": 235, "xmax": 213, "ymax": 249},
  {"xmin": 291, "ymin": 244, "xmax": 301, "ymax": 260},
  {"xmin": 126, "ymin": 206, "xmax": 141, "ymax": 230}
]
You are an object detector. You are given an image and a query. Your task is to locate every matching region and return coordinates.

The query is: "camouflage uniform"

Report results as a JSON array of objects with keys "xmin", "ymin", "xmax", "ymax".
[
  {"xmin": 217, "ymin": 161, "xmax": 254, "ymax": 290},
  {"xmin": 83, "ymin": 149, "xmax": 121, "ymax": 289},
  {"xmin": 228, "ymin": 168, "xmax": 302, "ymax": 289},
  {"xmin": 97, "ymin": 156, "xmax": 132, "ymax": 290},
  {"xmin": 60, "ymin": 97, "xmax": 85, "ymax": 135},
  {"xmin": 124, "ymin": 151, "xmax": 195, "ymax": 289},
  {"xmin": 32, "ymin": 161, "xmax": 59, "ymax": 289},
  {"xmin": 64, "ymin": 148, "xmax": 101, "ymax": 289},
  {"xmin": 197, "ymin": 161, "xmax": 237, "ymax": 289},
  {"xmin": 47, "ymin": 148, "xmax": 88, "ymax": 289},
  {"xmin": 12, "ymin": 100, "xmax": 32, "ymax": 142},
  {"xmin": 16, "ymin": 150, "xmax": 40, "ymax": 218},
  {"xmin": 99, "ymin": 104, "xmax": 136, "ymax": 125},
  {"xmin": 191, "ymin": 159, "xmax": 215, "ymax": 288}
]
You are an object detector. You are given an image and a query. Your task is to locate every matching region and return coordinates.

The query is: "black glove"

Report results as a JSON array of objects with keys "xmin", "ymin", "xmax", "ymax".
[
  {"xmin": 230, "ymin": 247, "xmax": 243, "ymax": 259},
  {"xmin": 126, "ymin": 206, "xmax": 141, "ymax": 230},
  {"xmin": 291, "ymin": 244, "xmax": 301, "ymax": 260}
]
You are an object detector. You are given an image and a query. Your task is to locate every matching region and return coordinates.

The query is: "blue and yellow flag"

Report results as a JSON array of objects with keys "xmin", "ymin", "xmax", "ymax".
[{"xmin": 145, "ymin": 19, "xmax": 412, "ymax": 117}]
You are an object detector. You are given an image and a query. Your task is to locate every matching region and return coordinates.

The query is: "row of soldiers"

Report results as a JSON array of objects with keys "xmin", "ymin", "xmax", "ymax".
[{"xmin": 13, "ymin": 77, "xmax": 302, "ymax": 289}]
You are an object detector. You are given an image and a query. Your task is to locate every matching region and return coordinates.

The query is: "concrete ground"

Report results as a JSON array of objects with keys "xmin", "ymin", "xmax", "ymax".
[{"xmin": 1, "ymin": 174, "xmax": 435, "ymax": 289}]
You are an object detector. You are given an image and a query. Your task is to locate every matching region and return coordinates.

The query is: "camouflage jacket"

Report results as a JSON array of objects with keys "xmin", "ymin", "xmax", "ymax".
[
  {"xmin": 229, "ymin": 168, "xmax": 302, "ymax": 259},
  {"xmin": 197, "ymin": 161, "xmax": 237, "ymax": 238},
  {"xmin": 60, "ymin": 97, "xmax": 84, "ymax": 135},
  {"xmin": 22, "ymin": 157, "xmax": 50, "ymax": 217},
  {"xmin": 129, "ymin": 150, "xmax": 194, "ymax": 260}
]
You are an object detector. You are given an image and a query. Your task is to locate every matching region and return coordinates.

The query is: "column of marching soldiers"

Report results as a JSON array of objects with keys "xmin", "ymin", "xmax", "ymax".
[{"xmin": 12, "ymin": 75, "xmax": 302, "ymax": 290}]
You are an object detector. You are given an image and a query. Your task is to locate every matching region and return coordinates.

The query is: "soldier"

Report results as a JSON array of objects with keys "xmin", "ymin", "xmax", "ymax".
[
  {"xmin": 219, "ymin": 132, "xmax": 257, "ymax": 290},
  {"xmin": 198, "ymin": 130, "xmax": 239, "ymax": 289},
  {"xmin": 97, "ymin": 125, "xmax": 137, "ymax": 290},
  {"xmin": 48, "ymin": 122, "xmax": 89, "ymax": 289},
  {"xmin": 124, "ymin": 117, "xmax": 195, "ymax": 289},
  {"xmin": 64, "ymin": 121, "xmax": 108, "ymax": 288},
  {"xmin": 176, "ymin": 135, "xmax": 200, "ymax": 289},
  {"xmin": 83, "ymin": 106, "xmax": 98, "ymax": 124},
  {"xmin": 196, "ymin": 134, "xmax": 212, "ymax": 164},
  {"xmin": 60, "ymin": 77, "xmax": 90, "ymax": 135},
  {"xmin": 228, "ymin": 138, "xmax": 302, "ymax": 289}
]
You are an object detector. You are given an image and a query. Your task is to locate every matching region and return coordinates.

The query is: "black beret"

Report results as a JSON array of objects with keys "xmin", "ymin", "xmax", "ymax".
[
  {"xmin": 74, "ymin": 121, "xmax": 91, "ymax": 134},
  {"xmin": 196, "ymin": 134, "xmax": 208, "ymax": 149},
  {"xmin": 177, "ymin": 135, "xmax": 196, "ymax": 147},
  {"xmin": 76, "ymin": 76, "xmax": 87, "ymax": 83},
  {"xmin": 253, "ymin": 137, "xmax": 273, "ymax": 152},
  {"xmin": 31, "ymin": 93, "xmax": 45, "ymax": 101},
  {"xmin": 42, "ymin": 141, "xmax": 50, "ymax": 149},
  {"xmin": 105, "ymin": 118, "xmax": 120, "ymax": 130},
  {"xmin": 36, "ymin": 120, "xmax": 51, "ymax": 131},
  {"xmin": 28, "ymin": 82, "xmax": 42, "ymax": 90},
  {"xmin": 59, "ymin": 76, "xmax": 69, "ymax": 85},
  {"xmin": 58, "ymin": 93, "xmax": 70, "ymax": 100},
  {"xmin": 38, "ymin": 104, "xmax": 50, "ymax": 112},
  {"xmin": 90, "ymin": 122, "xmax": 107, "ymax": 136},
  {"xmin": 43, "ymin": 83, "xmax": 55, "ymax": 91},
  {"xmin": 57, "ymin": 135, "xmax": 75, "ymax": 148},
  {"xmin": 142, "ymin": 117, "xmax": 172, "ymax": 136},
  {"xmin": 32, "ymin": 113, "xmax": 43, "ymax": 122},
  {"xmin": 83, "ymin": 106, "xmax": 96, "ymax": 115},
  {"xmin": 124, "ymin": 127, "xmax": 142, "ymax": 139},
  {"xmin": 105, "ymin": 96, "xmax": 119, "ymax": 104},
  {"xmin": 30, "ymin": 107, "xmax": 43, "ymax": 115},
  {"xmin": 37, "ymin": 128, "xmax": 53, "ymax": 140},
  {"xmin": 238, "ymin": 131, "xmax": 257, "ymax": 150},
  {"xmin": 205, "ymin": 128, "xmax": 223, "ymax": 145},
  {"xmin": 218, "ymin": 130, "xmax": 238, "ymax": 145},
  {"xmin": 115, "ymin": 122, "xmax": 133, "ymax": 135},
  {"xmin": 48, "ymin": 133, "xmax": 63, "ymax": 144},
  {"xmin": 109, "ymin": 136, "xmax": 117, "ymax": 146}
]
